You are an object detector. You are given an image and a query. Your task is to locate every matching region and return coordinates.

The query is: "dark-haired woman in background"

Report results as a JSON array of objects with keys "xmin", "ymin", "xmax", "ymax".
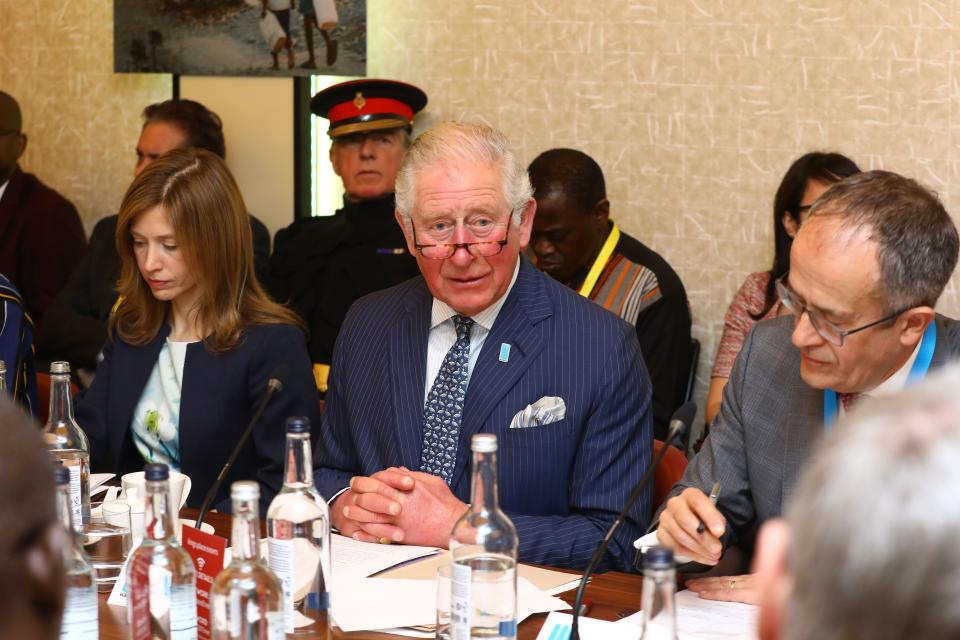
[
  {"xmin": 76, "ymin": 148, "xmax": 319, "ymax": 512},
  {"xmin": 704, "ymin": 152, "xmax": 860, "ymax": 426}
]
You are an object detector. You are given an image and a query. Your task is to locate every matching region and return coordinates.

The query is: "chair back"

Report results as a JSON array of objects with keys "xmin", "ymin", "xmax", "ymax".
[{"xmin": 653, "ymin": 438, "xmax": 688, "ymax": 512}]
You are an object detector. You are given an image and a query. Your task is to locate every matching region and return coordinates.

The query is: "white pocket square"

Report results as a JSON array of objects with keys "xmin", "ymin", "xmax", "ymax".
[{"xmin": 509, "ymin": 396, "xmax": 566, "ymax": 429}]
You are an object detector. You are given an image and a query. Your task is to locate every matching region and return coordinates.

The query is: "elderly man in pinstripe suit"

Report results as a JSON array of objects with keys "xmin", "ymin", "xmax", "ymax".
[{"xmin": 314, "ymin": 122, "xmax": 654, "ymax": 571}]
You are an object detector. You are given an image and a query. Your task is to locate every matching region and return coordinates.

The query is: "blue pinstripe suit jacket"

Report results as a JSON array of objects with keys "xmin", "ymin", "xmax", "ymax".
[{"xmin": 315, "ymin": 258, "xmax": 654, "ymax": 571}]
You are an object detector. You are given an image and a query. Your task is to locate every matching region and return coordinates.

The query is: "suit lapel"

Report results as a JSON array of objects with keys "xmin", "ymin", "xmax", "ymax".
[
  {"xmin": 389, "ymin": 281, "xmax": 431, "ymax": 470},
  {"xmin": 452, "ymin": 260, "xmax": 552, "ymax": 490}
]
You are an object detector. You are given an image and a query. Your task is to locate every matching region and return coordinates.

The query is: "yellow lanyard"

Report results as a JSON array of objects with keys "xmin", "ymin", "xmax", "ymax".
[{"xmin": 577, "ymin": 221, "xmax": 621, "ymax": 297}]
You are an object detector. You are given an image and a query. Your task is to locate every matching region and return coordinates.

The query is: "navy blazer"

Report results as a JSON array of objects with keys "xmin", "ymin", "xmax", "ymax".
[
  {"xmin": 316, "ymin": 258, "xmax": 653, "ymax": 572},
  {"xmin": 76, "ymin": 323, "xmax": 321, "ymax": 512}
]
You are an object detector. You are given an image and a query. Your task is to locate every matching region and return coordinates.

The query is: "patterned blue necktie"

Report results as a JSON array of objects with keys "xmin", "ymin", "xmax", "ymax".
[{"xmin": 420, "ymin": 314, "xmax": 475, "ymax": 484}]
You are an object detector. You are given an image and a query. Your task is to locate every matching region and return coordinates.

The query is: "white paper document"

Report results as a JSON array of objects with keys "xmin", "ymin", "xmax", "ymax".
[
  {"xmin": 331, "ymin": 578, "xmax": 437, "ymax": 632},
  {"xmin": 90, "ymin": 473, "xmax": 116, "ymax": 496},
  {"xmin": 634, "ymin": 530, "xmax": 693, "ymax": 564},
  {"xmin": 330, "ymin": 533, "xmax": 440, "ymax": 579},
  {"xmin": 535, "ymin": 611, "xmax": 641, "ymax": 640},
  {"xmin": 618, "ymin": 590, "xmax": 758, "ymax": 639},
  {"xmin": 331, "ymin": 575, "xmax": 570, "ymax": 633}
]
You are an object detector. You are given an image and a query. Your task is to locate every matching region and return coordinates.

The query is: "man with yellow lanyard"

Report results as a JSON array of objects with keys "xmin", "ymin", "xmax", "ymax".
[{"xmin": 528, "ymin": 148, "xmax": 692, "ymax": 440}]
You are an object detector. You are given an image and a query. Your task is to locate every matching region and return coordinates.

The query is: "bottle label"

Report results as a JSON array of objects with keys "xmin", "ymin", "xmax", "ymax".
[
  {"xmin": 267, "ymin": 536, "xmax": 294, "ymax": 633},
  {"xmin": 169, "ymin": 584, "xmax": 198, "ymax": 640},
  {"xmin": 451, "ymin": 562, "xmax": 472, "ymax": 640},
  {"xmin": 228, "ymin": 591, "xmax": 242, "ymax": 636},
  {"xmin": 128, "ymin": 553, "xmax": 152, "ymax": 640},
  {"xmin": 211, "ymin": 594, "xmax": 228, "ymax": 634},
  {"xmin": 140, "ymin": 564, "xmax": 197, "ymax": 640},
  {"xmin": 214, "ymin": 589, "xmax": 280, "ymax": 638},
  {"xmin": 266, "ymin": 611, "xmax": 285, "ymax": 640},
  {"xmin": 60, "ymin": 584, "xmax": 98, "ymax": 639},
  {"xmin": 68, "ymin": 463, "xmax": 82, "ymax": 532}
]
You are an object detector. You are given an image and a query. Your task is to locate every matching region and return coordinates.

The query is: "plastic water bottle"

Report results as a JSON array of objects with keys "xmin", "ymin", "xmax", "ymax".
[
  {"xmin": 42, "ymin": 361, "xmax": 90, "ymax": 531},
  {"xmin": 450, "ymin": 433, "xmax": 518, "ymax": 640},
  {"xmin": 266, "ymin": 417, "xmax": 331, "ymax": 636},
  {"xmin": 54, "ymin": 465, "xmax": 98, "ymax": 639},
  {"xmin": 126, "ymin": 463, "xmax": 198, "ymax": 640},
  {"xmin": 211, "ymin": 481, "xmax": 284, "ymax": 639},
  {"xmin": 639, "ymin": 546, "xmax": 678, "ymax": 640}
]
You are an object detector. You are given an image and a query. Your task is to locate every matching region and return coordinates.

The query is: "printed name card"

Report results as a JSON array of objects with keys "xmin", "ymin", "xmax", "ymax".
[{"xmin": 182, "ymin": 524, "xmax": 229, "ymax": 640}]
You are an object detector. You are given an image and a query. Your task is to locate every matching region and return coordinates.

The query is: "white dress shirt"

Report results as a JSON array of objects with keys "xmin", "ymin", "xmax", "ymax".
[
  {"xmin": 839, "ymin": 336, "xmax": 921, "ymax": 417},
  {"xmin": 423, "ymin": 260, "xmax": 520, "ymax": 405},
  {"xmin": 329, "ymin": 260, "xmax": 520, "ymax": 510}
]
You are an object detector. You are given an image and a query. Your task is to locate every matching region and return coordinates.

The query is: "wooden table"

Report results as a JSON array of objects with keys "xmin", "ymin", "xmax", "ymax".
[{"xmin": 98, "ymin": 510, "xmax": 644, "ymax": 639}]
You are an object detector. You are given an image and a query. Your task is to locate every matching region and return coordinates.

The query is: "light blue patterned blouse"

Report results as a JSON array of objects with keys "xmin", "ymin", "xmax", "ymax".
[{"xmin": 130, "ymin": 340, "xmax": 192, "ymax": 470}]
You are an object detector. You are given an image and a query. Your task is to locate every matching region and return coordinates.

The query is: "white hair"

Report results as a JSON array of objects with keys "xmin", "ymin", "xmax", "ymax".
[
  {"xmin": 394, "ymin": 121, "xmax": 533, "ymax": 229},
  {"xmin": 785, "ymin": 363, "xmax": 960, "ymax": 640}
]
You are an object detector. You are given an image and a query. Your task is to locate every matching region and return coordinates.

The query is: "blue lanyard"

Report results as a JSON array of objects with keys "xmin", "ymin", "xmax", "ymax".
[{"xmin": 823, "ymin": 321, "xmax": 937, "ymax": 428}]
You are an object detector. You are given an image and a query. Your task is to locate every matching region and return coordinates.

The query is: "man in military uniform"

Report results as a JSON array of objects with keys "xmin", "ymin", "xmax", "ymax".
[{"xmin": 269, "ymin": 79, "xmax": 427, "ymax": 391}]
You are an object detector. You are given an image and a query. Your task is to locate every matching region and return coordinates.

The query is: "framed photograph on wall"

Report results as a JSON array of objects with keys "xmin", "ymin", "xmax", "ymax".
[{"xmin": 114, "ymin": 0, "xmax": 366, "ymax": 77}]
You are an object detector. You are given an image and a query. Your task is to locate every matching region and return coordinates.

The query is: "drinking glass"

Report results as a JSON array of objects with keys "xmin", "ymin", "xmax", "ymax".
[
  {"xmin": 83, "ymin": 500, "xmax": 132, "ymax": 591},
  {"xmin": 436, "ymin": 563, "xmax": 452, "ymax": 640}
]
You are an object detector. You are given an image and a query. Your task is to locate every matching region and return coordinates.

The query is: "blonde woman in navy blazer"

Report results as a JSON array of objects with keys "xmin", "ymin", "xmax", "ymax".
[{"xmin": 76, "ymin": 149, "xmax": 319, "ymax": 512}]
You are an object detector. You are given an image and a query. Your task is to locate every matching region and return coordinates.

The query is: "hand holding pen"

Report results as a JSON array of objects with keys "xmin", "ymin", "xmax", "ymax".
[
  {"xmin": 696, "ymin": 481, "xmax": 721, "ymax": 534},
  {"xmin": 657, "ymin": 481, "xmax": 727, "ymax": 566}
]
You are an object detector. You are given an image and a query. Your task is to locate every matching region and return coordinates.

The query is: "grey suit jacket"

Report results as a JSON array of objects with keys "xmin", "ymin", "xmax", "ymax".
[{"xmin": 659, "ymin": 314, "xmax": 960, "ymax": 551}]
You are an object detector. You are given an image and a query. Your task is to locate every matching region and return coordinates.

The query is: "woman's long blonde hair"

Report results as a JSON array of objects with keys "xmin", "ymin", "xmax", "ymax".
[{"xmin": 111, "ymin": 148, "xmax": 301, "ymax": 351}]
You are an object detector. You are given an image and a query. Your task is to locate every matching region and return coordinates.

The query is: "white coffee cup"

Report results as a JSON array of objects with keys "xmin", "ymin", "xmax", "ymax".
[
  {"xmin": 121, "ymin": 470, "xmax": 192, "ymax": 510},
  {"xmin": 176, "ymin": 518, "xmax": 216, "ymax": 544}
]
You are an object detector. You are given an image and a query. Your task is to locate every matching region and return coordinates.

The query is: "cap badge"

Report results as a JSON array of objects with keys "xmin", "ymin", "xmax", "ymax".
[{"xmin": 353, "ymin": 91, "xmax": 366, "ymax": 111}]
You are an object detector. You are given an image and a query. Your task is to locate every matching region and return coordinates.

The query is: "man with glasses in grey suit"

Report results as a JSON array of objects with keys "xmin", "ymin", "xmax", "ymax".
[{"xmin": 654, "ymin": 170, "xmax": 960, "ymax": 603}]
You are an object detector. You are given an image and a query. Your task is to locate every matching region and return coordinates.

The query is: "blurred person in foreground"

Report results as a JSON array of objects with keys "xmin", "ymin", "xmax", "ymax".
[
  {"xmin": 528, "ymin": 148, "xmax": 691, "ymax": 439},
  {"xmin": 0, "ymin": 396, "xmax": 64, "ymax": 640},
  {"xmin": 654, "ymin": 170, "xmax": 960, "ymax": 602},
  {"xmin": 754, "ymin": 364, "xmax": 960, "ymax": 640},
  {"xmin": 314, "ymin": 122, "xmax": 653, "ymax": 572},
  {"xmin": 75, "ymin": 149, "xmax": 319, "ymax": 513},
  {"xmin": 42, "ymin": 99, "xmax": 271, "ymax": 382}
]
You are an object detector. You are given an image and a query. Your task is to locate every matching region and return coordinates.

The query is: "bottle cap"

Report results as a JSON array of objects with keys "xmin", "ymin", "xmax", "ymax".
[
  {"xmin": 471, "ymin": 433, "xmax": 498, "ymax": 453},
  {"xmin": 231, "ymin": 481, "xmax": 259, "ymax": 501},
  {"xmin": 144, "ymin": 463, "xmax": 169, "ymax": 481},
  {"xmin": 286, "ymin": 416, "xmax": 311, "ymax": 434},
  {"xmin": 644, "ymin": 546, "xmax": 674, "ymax": 569},
  {"xmin": 50, "ymin": 361, "xmax": 70, "ymax": 375},
  {"xmin": 53, "ymin": 465, "xmax": 71, "ymax": 486}
]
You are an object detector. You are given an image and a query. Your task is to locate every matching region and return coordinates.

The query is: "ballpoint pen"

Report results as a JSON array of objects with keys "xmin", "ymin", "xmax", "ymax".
[{"xmin": 696, "ymin": 481, "xmax": 722, "ymax": 534}]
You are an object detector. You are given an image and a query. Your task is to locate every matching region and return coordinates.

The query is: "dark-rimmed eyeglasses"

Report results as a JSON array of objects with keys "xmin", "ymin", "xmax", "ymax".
[
  {"xmin": 412, "ymin": 224, "xmax": 510, "ymax": 260},
  {"xmin": 775, "ymin": 276, "xmax": 907, "ymax": 347}
]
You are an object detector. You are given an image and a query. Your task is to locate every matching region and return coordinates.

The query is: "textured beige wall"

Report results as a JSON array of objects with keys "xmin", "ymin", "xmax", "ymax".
[
  {"xmin": 0, "ymin": 0, "xmax": 170, "ymax": 228},
  {"xmin": 4, "ymin": 0, "xmax": 960, "ymax": 430},
  {"xmin": 368, "ymin": 0, "xmax": 960, "ymax": 430}
]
